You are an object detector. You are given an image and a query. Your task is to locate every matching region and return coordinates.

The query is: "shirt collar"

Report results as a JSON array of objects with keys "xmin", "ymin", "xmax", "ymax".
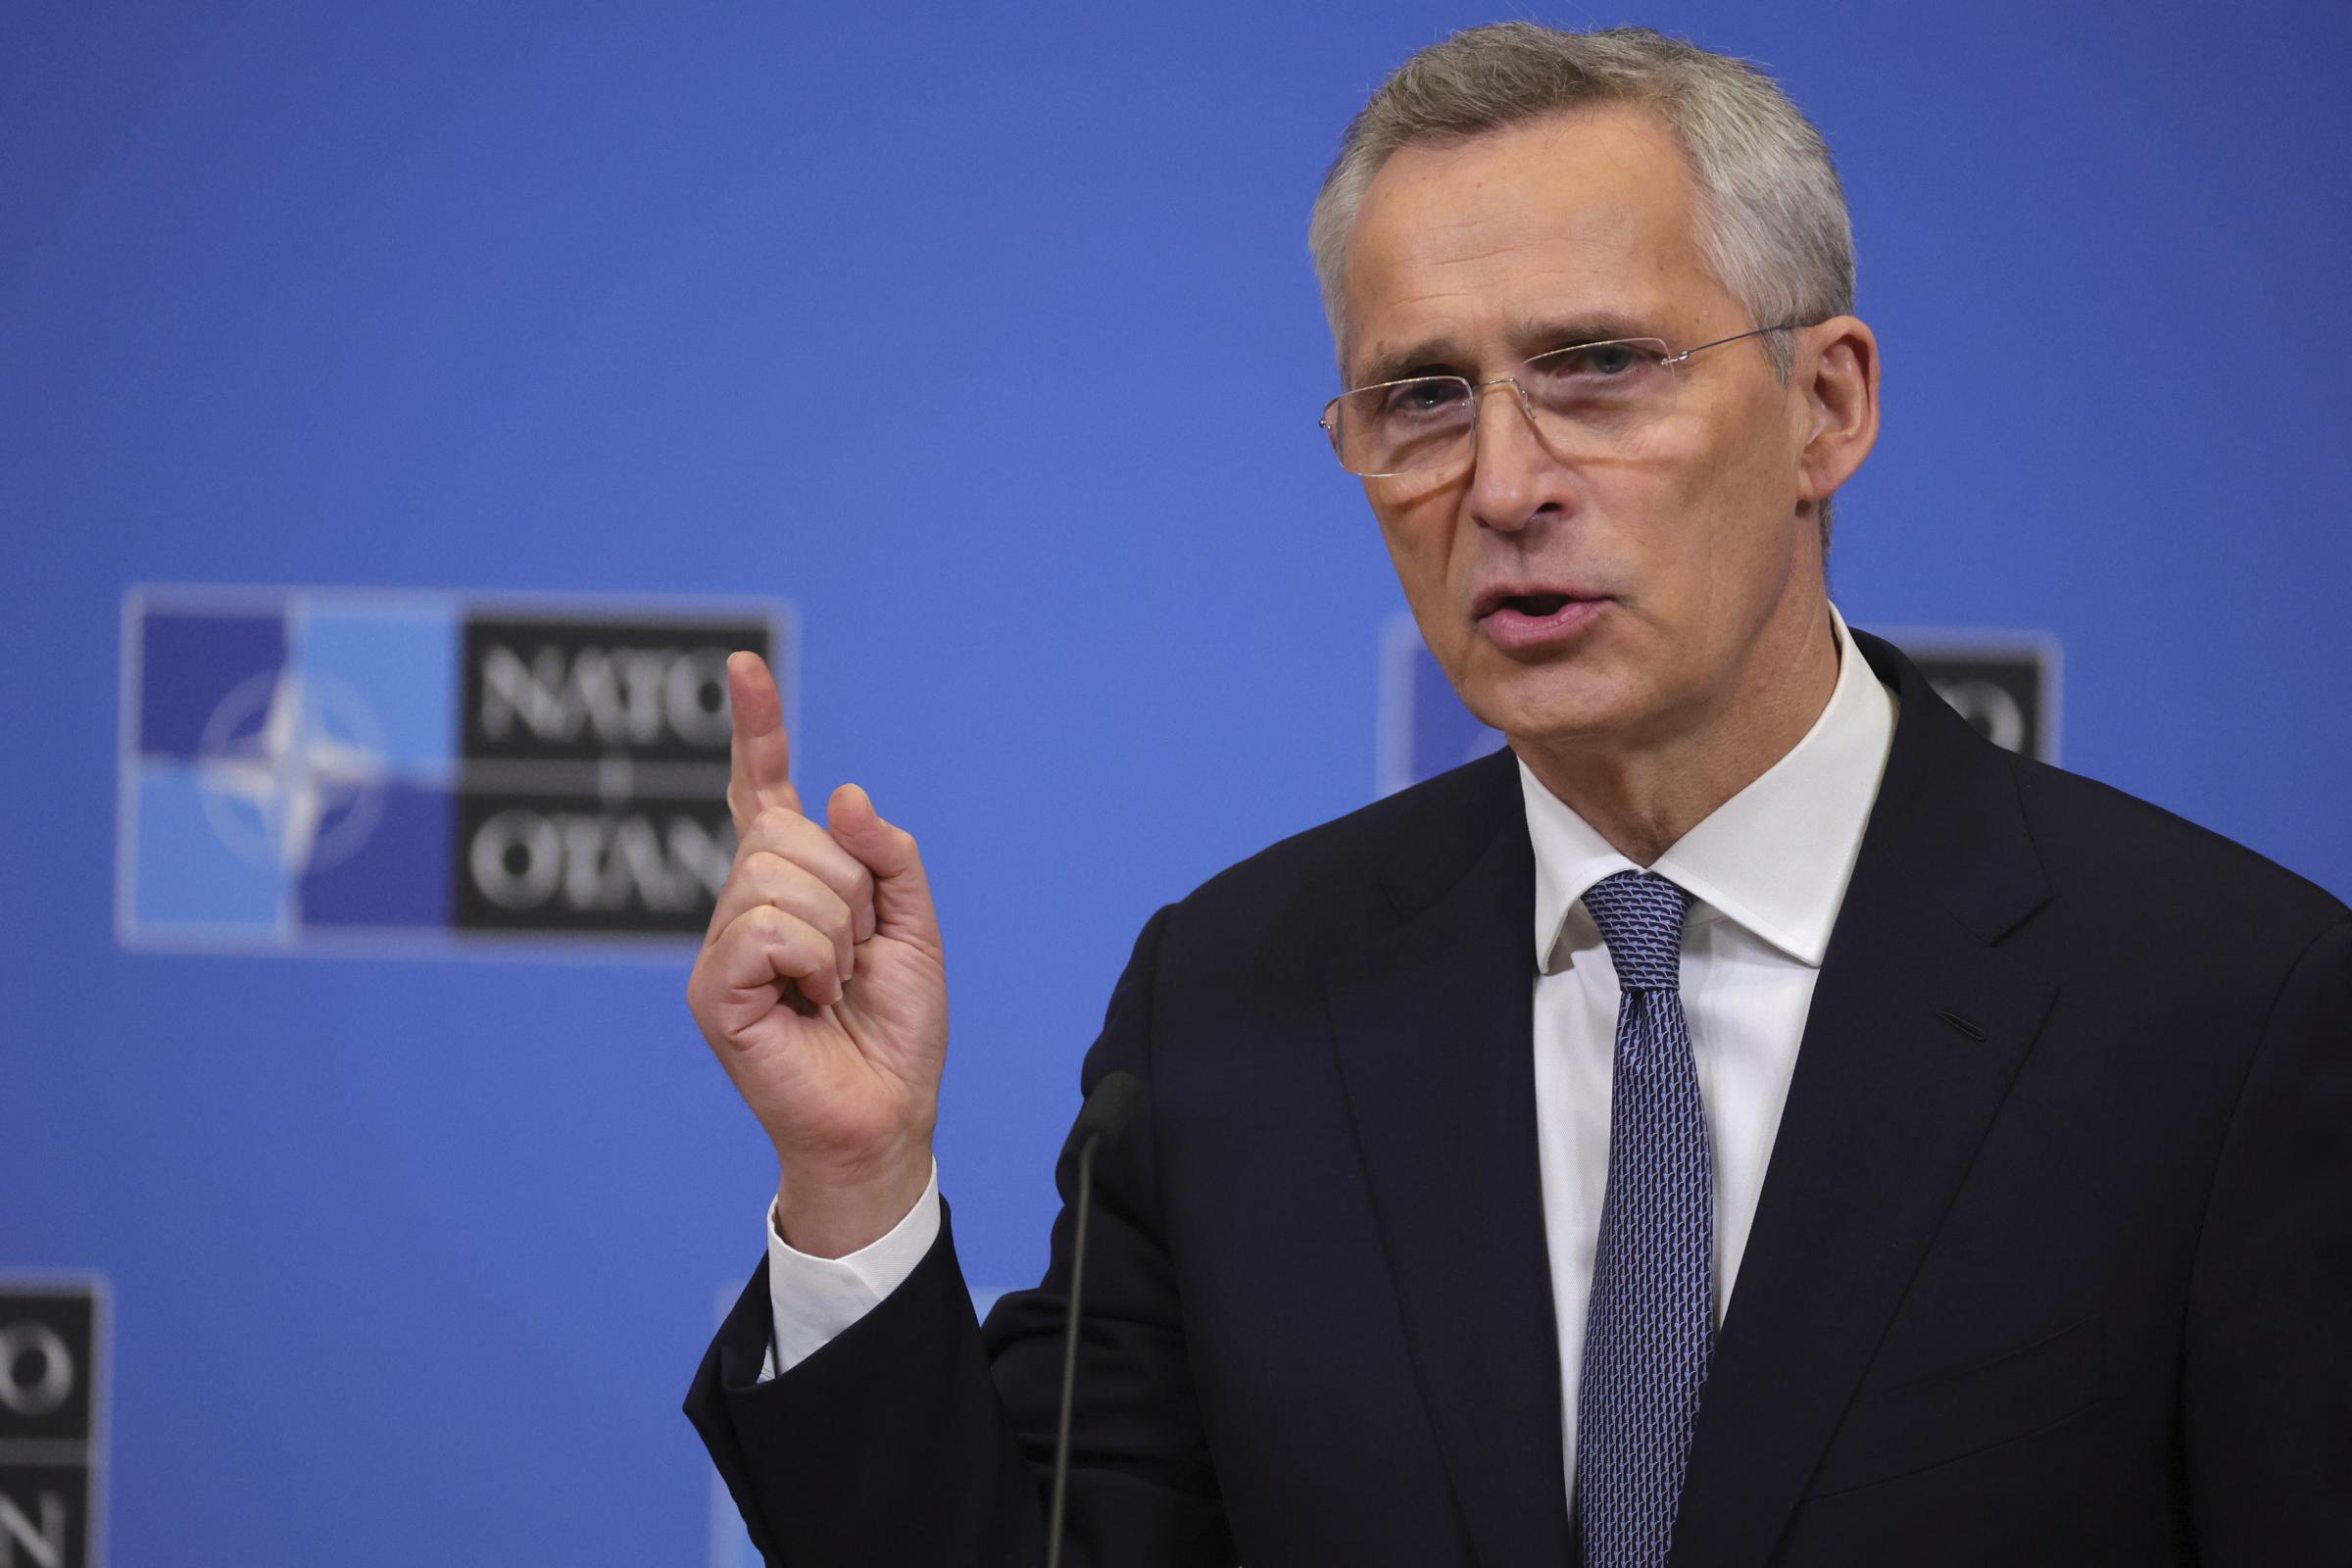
[{"xmin": 1519, "ymin": 601, "xmax": 1897, "ymax": 973}]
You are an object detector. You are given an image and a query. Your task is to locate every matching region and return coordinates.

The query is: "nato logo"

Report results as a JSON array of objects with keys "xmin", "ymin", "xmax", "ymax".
[
  {"xmin": 1377, "ymin": 612, "xmax": 2061, "ymax": 794},
  {"xmin": 117, "ymin": 585, "xmax": 791, "ymax": 956},
  {"xmin": 0, "ymin": 1277, "xmax": 107, "ymax": 1568}
]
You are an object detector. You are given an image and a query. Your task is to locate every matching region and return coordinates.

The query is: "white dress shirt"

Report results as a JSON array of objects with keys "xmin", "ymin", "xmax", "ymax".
[
  {"xmin": 1524, "ymin": 601, "xmax": 1894, "ymax": 1485},
  {"xmin": 760, "ymin": 600, "xmax": 1899, "ymax": 1493}
]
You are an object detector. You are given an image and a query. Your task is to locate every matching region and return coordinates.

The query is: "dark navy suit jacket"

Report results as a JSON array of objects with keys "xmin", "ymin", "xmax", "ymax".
[{"xmin": 687, "ymin": 629, "xmax": 2352, "ymax": 1565}]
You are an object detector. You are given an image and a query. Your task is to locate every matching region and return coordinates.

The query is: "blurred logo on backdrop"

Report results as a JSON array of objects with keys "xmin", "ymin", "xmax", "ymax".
[
  {"xmin": 117, "ymin": 586, "xmax": 792, "ymax": 956},
  {"xmin": 1376, "ymin": 612, "xmax": 2061, "ymax": 794},
  {"xmin": 0, "ymin": 1278, "xmax": 106, "ymax": 1568}
]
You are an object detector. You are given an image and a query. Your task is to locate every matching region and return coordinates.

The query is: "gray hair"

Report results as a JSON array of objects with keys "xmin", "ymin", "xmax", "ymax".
[
  {"xmin": 1308, "ymin": 24, "xmax": 1855, "ymax": 547},
  {"xmin": 1311, "ymin": 24, "xmax": 1852, "ymax": 366}
]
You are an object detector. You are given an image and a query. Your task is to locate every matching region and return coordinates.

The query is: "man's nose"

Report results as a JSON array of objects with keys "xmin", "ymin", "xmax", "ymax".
[{"xmin": 1464, "ymin": 377, "xmax": 1556, "ymax": 533}]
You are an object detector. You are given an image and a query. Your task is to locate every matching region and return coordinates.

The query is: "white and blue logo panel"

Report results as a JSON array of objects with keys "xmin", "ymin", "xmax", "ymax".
[
  {"xmin": 1376, "ymin": 612, "xmax": 1507, "ymax": 796},
  {"xmin": 117, "ymin": 584, "xmax": 791, "ymax": 956}
]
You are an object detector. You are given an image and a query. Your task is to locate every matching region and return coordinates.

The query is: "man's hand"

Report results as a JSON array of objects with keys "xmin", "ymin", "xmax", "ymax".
[{"xmin": 686, "ymin": 652, "xmax": 947, "ymax": 1257}]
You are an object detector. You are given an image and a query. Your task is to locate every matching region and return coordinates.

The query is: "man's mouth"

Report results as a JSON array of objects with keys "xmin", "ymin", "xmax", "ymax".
[
  {"xmin": 1472, "ymin": 587, "xmax": 1614, "ymax": 650},
  {"xmin": 1472, "ymin": 586, "xmax": 1609, "ymax": 619},
  {"xmin": 1499, "ymin": 593, "xmax": 1574, "ymax": 617}
]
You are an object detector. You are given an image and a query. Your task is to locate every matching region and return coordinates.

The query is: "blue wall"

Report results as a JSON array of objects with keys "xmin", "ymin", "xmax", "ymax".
[{"xmin": 5, "ymin": 2, "xmax": 2347, "ymax": 1562}]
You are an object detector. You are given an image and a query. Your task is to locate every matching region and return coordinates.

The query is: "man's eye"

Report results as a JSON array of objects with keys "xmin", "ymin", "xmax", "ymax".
[
  {"xmin": 1544, "ymin": 343, "xmax": 1643, "ymax": 378},
  {"xmin": 1383, "ymin": 379, "xmax": 1466, "ymax": 417}
]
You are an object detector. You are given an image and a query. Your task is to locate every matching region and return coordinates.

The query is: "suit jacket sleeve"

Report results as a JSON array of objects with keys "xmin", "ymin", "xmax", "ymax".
[
  {"xmin": 2182, "ymin": 916, "xmax": 2352, "ymax": 1555},
  {"xmin": 683, "ymin": 904, "xmax": 1238, "ymax": 1568}
]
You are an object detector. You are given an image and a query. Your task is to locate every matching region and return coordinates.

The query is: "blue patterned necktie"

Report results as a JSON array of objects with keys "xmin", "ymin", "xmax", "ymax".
[{"xmin": 1573, "ymin": 869, "xmax": 1712, "ymax": 1568}]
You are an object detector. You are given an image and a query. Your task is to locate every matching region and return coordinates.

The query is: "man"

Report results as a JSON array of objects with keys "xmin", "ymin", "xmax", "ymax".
[{"xmin": 684, "ymin": 24, "xmax": 2351, "ymax": 1566}]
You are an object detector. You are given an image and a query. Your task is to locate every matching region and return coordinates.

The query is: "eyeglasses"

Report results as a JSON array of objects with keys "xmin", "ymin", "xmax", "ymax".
[{"xmin": 1318, "ymin": 322, "xmax": 1818, "ymax": 478}]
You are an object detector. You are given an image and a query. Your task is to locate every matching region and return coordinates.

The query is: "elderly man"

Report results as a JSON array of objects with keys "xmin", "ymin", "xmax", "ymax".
[{"xmin": 683, "ymin": 24, "xmax": 2351, "ymax": 1566}]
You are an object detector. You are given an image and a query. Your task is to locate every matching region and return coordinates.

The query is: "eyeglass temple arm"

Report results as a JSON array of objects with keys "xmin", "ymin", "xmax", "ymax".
[{"xmin": 1665, "ymin": 320, "xmax": 1821, "ymax": 365}]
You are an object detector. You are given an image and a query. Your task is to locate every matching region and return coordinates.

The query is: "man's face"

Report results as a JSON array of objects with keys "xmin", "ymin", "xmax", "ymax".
[{"xmin": 1340, "ymin": 107, "xmax": 1829, "ymax": 754}]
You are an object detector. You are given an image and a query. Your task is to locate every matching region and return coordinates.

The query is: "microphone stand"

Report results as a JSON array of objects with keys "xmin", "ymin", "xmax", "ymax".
[
  {"xmin": 1044, "ymin": 1069, "xmax": 1137, "ymax": 1568},
  {"xmin": 1045, "ymin": 1131, "xmax": 1101, "ymax": 1568}
]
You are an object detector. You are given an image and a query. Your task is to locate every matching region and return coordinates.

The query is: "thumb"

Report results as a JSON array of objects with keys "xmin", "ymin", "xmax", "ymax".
[{"xmin": 827, "ymin": 783, "xmax": 938, "ymax": 946}]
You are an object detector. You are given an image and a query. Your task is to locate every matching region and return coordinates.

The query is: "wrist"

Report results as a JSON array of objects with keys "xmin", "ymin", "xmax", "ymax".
[{"xmin": 771, "ymin": 1143, "xmax": 933, "ymax": 1259}]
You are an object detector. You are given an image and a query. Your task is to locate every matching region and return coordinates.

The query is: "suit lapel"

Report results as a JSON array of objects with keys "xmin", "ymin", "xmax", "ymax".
[
  {"xmin": 1670, "ymin": 630, "xmax": 2058, "ymax": 1567},
  {"xmin": 1328, "ymin": 754, "xmax": 1576, "ymax": 1568}
]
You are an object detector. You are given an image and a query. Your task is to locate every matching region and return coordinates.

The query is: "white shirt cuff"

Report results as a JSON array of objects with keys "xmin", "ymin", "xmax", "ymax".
[{"xmin": 758, "ymin": 1160, "xmax": 943, "ymax": 1381}]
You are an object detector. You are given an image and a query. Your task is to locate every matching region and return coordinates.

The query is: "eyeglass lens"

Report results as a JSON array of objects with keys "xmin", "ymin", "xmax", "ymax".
[{"xmin": 1326, "ymin": 338, "xmax": 1677, "ymax": 477}]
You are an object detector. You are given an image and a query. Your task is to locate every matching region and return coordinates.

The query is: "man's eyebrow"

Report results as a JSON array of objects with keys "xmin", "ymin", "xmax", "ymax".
[
  {"xmin": 1510, "ymin": 313, "xmax": 1652, "ymax": 353},
  {"xmin": 1349, "ymin": 314, "xmax": 1656, "ymax": 388},
  {"xmin": 1349, "ymin": 337, "xmax": 1468, "ymax": 390}
]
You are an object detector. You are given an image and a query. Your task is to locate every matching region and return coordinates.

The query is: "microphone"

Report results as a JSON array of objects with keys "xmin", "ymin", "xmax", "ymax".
[{"xmin": 1046, "ymin": 1069, "xmax": 1144, "ymax": 1568}]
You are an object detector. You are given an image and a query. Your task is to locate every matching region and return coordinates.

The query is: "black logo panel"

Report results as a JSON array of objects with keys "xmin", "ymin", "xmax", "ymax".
[
  {"xmin": 452, "ymin": 792, "xmax": 735, "ymax": 935},
  {"xmin": 0, "ymin": 1283, "xmax": 103, "ymax": 1568},
  {"xmin": 1906, "ymin": 642, "xmax": 2059, "ymax": 762},
  {"xmin": 461, "ymin": 614, "xmax": 770, "ymax": 765},
  {"xmin": 451, "ymin": 612, "xmax": 767, "ymax": 937}
]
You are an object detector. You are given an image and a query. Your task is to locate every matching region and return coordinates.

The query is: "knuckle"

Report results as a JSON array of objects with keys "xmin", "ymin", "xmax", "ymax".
[{"xmin": 778, "ymin": 859, "xmax": 838, "ymax": 911}]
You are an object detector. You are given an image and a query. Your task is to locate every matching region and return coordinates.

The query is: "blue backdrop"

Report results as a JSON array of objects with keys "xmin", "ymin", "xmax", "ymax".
[{"xmin": 5, "ymin": 2, "xmax": 2348, "ymax": 1562}]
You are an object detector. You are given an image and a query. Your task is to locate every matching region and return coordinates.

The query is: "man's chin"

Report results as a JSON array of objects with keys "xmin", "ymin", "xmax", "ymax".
[
  {"xmin": 1454, "ymin": 651, "xmax": 1646, "ymax": 745},
  {"xmin": 1463, "ymin": 681, "xmax": 1645, "ymax": 751}
]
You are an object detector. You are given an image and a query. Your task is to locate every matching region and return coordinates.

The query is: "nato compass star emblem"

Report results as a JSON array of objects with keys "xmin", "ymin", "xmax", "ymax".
[
  {"xmin": 117, "ymin": 586, "xmax": 435, "ymax": 949},
  {"xmin": 194, "ymin": 667, "xmax": 389, "ymax": 876}
]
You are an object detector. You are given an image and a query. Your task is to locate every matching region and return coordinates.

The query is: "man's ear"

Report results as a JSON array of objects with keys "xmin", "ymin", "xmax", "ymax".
[{"xmin": 1795, "ymin": 316, "xmax": 1881, "ymax": 506}]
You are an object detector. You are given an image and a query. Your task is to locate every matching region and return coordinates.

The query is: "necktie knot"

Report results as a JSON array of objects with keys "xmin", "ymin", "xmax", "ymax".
[{"xmin": 1581, "ymin": 871, "xmax": 1690, "ymax": 994}]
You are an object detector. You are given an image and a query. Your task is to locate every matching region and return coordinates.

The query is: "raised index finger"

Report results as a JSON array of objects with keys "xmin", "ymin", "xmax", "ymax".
[{"xmin": 725, "ymin": 651, "xmax": 800, "ymax": 835}]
